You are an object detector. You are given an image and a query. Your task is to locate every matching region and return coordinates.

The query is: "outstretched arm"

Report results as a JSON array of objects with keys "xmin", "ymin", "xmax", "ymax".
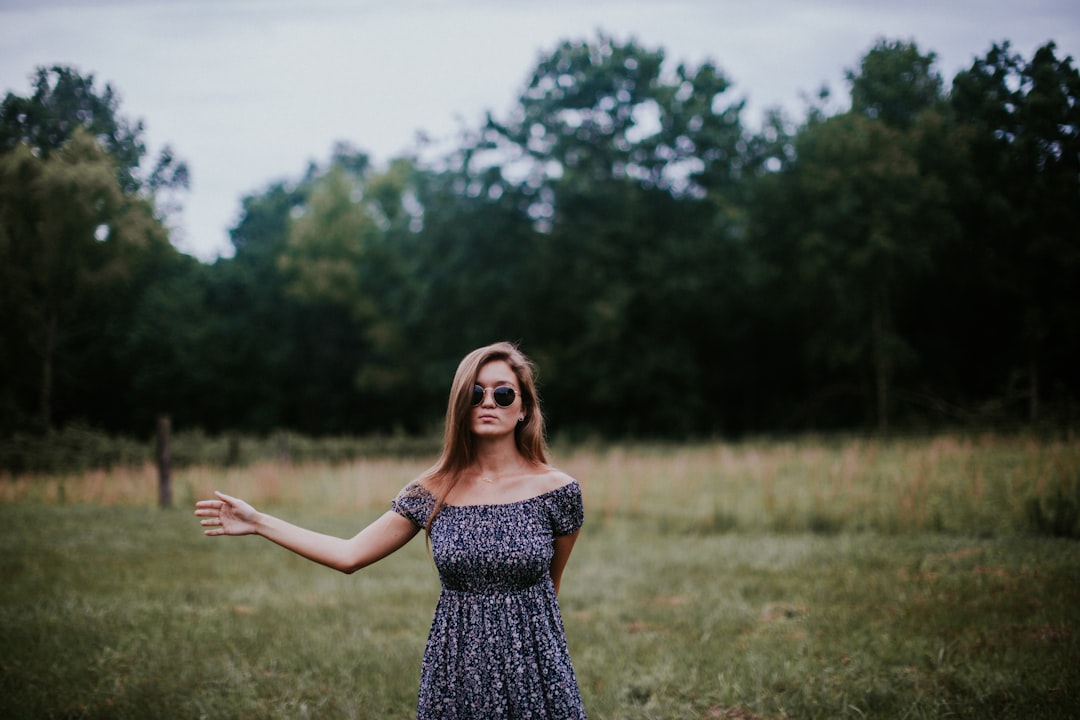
[{"xmin": 194, "ymin": 491, "xmax": 420, "ymax": 574}]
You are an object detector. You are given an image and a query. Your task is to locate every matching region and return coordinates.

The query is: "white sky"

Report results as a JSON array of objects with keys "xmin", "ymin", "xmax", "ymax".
[{"xmin": 2, "ymin": 0, "xmax": 1078, "ymax": 261}]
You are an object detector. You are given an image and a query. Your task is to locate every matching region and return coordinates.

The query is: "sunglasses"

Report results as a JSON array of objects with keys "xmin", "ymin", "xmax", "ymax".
[{"xmin": 471, "ymin": 385, "xmax": 517, "ymax": 407}]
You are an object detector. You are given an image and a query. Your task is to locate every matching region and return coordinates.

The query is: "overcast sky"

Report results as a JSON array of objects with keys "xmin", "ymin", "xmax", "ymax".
[{"xmin": 2, "ymin": 0, "xmax": 1078, "ymax": 261}]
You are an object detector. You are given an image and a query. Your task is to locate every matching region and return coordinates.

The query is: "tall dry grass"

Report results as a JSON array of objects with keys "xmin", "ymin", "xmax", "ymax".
[
  {"xmin": 0, "ymin": 457, "xmax": 431, "ymax": 511},
  {"xmin": 557, "ymin": 434, "xmax": 1078, "ymax": 536},
  {"xmin": 3, "ymin": 433, "xmax": 1076, "ymax": 537}
]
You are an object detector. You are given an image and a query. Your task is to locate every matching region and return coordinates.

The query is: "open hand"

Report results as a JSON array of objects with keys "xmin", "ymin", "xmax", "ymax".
[{"xmin": 194, "ymin": 491, "xmax": 260, "ymax": 536}]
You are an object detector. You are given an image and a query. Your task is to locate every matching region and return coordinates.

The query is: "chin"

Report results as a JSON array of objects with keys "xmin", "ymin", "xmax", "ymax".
[{"xmin": 473, "ymin": 424, "xmax": 513, "ymax": 438}]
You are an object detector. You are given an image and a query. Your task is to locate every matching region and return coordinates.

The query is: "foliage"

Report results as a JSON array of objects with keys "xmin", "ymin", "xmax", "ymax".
[
  {"xmin": 0, "ymin": 127, "xmax": 170, "ymax": 432},
  {"xmin": 0, "ymin": 424, "xmax": 440, "ymax": 476},
  {"xmin": 472, "ymin": 33, "xmax": 756, "ymax": 435},
  {"xmin": 847, "ymin": 38, "xmax": 945, "ymax": 129},
  {"xmin": 0, "ymin": 65, "xmax": 188, "ymax": 194},
  {"xmin": 948, "ymin": 42, "xmax": 1080, "ymax": 423},
  {"xmin": 0, "ymin": 66, "xmax": 190, "ymax": 437},
  {"xmin": 1, "ymin": 38, "xmax": 1077, "ymax": 442}
]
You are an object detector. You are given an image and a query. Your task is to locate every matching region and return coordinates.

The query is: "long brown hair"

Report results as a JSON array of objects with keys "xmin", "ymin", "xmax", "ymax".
[{"xmin": 420, "ymin": 341, "xmax": 548, "ymax": 532}]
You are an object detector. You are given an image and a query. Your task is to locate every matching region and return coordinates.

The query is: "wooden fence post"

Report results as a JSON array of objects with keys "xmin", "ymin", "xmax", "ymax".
[
  {"xmin": 157, "ymin": 415, "xmax": 172, "ymax": 509},
  {"xmin": 278, "ymin": 430, "xmax": 291, "ymax": 465}
]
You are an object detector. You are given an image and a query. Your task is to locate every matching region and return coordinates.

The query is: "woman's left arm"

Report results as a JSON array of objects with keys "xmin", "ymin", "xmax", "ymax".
[{"xmin": 549, "ymin": 529, "xmax": 580, "ymax": 596}]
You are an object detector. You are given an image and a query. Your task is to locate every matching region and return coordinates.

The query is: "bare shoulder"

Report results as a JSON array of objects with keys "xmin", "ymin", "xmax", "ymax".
[{"xmin": 534, "ymin": 466, "xmax": 578, "ymax": 493}]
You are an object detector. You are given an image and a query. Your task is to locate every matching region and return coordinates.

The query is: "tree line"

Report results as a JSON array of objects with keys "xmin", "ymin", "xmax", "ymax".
[{"xmin": 1, "ymin": 35, "xmax": 1077, "ymax": 446}]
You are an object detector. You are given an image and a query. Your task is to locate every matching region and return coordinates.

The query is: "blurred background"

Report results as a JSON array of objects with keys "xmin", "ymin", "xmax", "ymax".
[{"xmin": 1, "ymin": 1, "xmax": 1078, "ymax": 472}]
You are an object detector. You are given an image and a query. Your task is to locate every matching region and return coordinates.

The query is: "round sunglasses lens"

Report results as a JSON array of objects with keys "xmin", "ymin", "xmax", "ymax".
[
  {"xmin": 493, "ymin": 387, "xmax": 515, "ymax": 407},
  {"xmin": 471, "ymin": 385, "xmax": 484, "ymax": 406}
]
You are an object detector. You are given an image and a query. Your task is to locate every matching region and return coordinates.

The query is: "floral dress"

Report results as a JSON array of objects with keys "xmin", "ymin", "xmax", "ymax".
[{"xmin": 392, "ymin": 480, "xmax": 587, "ymax": 720}]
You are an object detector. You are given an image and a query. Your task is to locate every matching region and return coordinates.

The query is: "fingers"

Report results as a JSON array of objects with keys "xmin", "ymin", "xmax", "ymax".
[
  {"xmin": 193, "ymin": 503, "xmax": 223, "ymax": 519},
  {"xmin": 194, "ymin": 496, "xmax": 225, "ymax": 527},
  {"xmin": 194, "ymin": 491, "xmax": 235, "ymax": 514},
  {"xmin": 194, "ymin": 491, "xmax": 248, "ymax": 538},
  {"xmin": 215, "ymin": 490, "xmax": 240, "ymax": 504},
  {"xmin": 196, "ymin": 509, "xmax": 226, "ymax": 537}
]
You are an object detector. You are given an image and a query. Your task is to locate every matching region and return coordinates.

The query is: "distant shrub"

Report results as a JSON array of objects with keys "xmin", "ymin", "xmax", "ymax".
[
  {"xmin": 0, "ymin": 425, "xmax": 440, "ymax": 476},
  {"xmin": 0, "ymin": 424, "xmax": 149, "ymax": 475},
  {"xmin": 1025, "ymin": 489, "xmax": 1079, "ymax": 538}
]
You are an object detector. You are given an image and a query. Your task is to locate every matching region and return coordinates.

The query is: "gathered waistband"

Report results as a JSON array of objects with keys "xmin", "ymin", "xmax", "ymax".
[{"xmin": 439, "ymin": 577, "xmax": 552, "ymax": 597}]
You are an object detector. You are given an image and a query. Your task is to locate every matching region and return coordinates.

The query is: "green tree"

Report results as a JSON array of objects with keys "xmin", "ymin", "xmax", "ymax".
[
  {"xmin": 211, "ymin": 181, "xmax": 307, "ymax": 431},
  {"xmin": 0, "ymin": 66, "xmax": 185, "ymax": 436},
  {"xmin": 766, "ymin": 39, "xmax": 951, "ymax": 432},
  {"xmin": 0, "ymin": 128, "xmax": 167, "ymax": 430},
  {"xmin": 791, "ymin": 113, "xmax": 942, "ymax": 430},
  {"xmin": 126, "ymin": 176, "xmax": 313, "ymax": 435},
  {"xmin": 0, "ymin": 65, "xmax": 188, "ymax": 196},
  {"xmin": 275, "ymin": 149, "xmax": 420, "ymax": 432},
  {"xmin": 950, "ymin": 42, "xmax": 1080, "ymax": 421},
  {"xmin": 395, "ymin": 155, "xmax": 541, "ymax": 399},
  {"xmin": 119, "ymin": 256, "xmax": 223, "ymax": 431},
  {"xmin": 472, "ymin": 33, "xmax": 753, "ymax": 434},
  {"xmin": 848, "ymin": 38, "xmax": 944, "ymax": 129}
]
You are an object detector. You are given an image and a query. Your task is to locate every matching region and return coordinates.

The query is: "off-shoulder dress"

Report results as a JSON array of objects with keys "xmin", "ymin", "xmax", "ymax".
[{"xmin": 391, "ymin": 480, "xmax": 587, "ymax": 720}]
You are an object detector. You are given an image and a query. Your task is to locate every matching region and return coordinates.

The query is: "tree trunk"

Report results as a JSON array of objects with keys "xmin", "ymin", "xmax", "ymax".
[
  {"xmin": 157, "ymin": 415, "xmax": 172, "ymax": 509},
  {"xmin": 872, "ymin": 291, "xmax": 891, "ymax": 434},
  {"xmin": 38, "ymin": 311, "xmax": 58, "ymax": 430},
  {"xmin": 1029, "ymin": 355, "xmax": 1039, "ymax": 422}
]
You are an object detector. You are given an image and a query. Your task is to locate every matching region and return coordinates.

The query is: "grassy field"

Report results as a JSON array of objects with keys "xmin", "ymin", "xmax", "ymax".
[{"xmin": 1, "ymin": 435, "xmax": 1078, "ymax": 719}]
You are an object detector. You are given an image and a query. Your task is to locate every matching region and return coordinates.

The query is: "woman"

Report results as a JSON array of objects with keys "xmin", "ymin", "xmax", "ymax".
[{"xmin": 195, "ymin": 341, "xmax": 587, "ymax": 719}]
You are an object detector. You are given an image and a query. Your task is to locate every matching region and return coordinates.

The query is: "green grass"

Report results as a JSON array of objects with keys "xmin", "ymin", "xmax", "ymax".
[
  {"xmin": 1, "ymin": 505, "xmax": 436, "ymax": 719},
  {"xmin": 2, "ymin": 436, "xmax": 1078, "ymax": 718}
]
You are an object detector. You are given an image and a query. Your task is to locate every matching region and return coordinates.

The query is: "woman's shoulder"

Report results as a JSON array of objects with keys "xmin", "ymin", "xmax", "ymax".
[
  {"xmin": 534, "ymin": 467, "xmax": 584, "ymax": 534},
  {"xmin": 391, "ymin": 481, "xmax": 436, "ymax": 526},
  {"xmin": 532, "ymin": 466, "xmax": 578, "ymax": 495},
  {"xmin": 395, "ymin": 479, "xmax": 436, "ymax": 499}
]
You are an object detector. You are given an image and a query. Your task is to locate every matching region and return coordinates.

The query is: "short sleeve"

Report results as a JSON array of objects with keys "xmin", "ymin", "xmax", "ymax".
[
  {"xmin": 391, "ymin": 483, "xmax": 436, "ymax": 528},
  {"xmin": 545, "ymin": 481, "xmax": 584, "ymax": 536}
]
